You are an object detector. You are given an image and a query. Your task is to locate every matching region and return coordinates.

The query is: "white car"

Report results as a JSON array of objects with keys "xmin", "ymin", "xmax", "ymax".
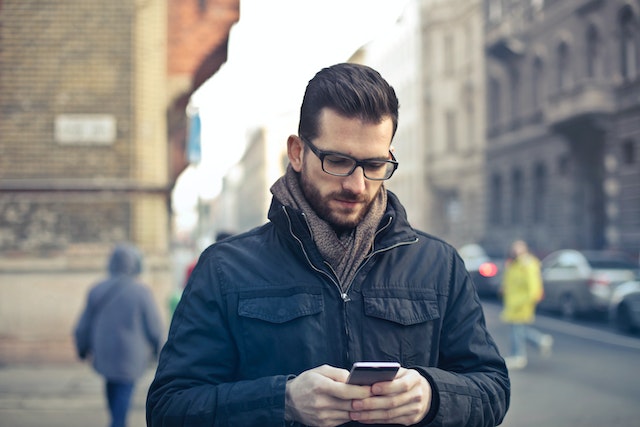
[
  {"xmin": 609, "ymin": 280, "xmax": 640, "ymax": 333},
  {"xmin": 539, "ymin": 250, "xmax": 638, "ymax": 319}
]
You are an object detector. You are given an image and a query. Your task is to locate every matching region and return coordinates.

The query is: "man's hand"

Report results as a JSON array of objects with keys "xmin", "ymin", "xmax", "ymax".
[
  {"xmin": 349, "ymin": 368, "xmax": 432, "ymax": 425},
  {"xmin": 285, "ymin": 365, "xmax": 373, "ymax": 427}
]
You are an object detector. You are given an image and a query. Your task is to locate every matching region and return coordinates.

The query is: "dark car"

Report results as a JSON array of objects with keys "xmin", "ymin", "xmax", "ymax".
[
  {"xmin": 539, "ymin": 249, "xmax": 639, "ymax": 319},
  {"xmin": 459, "ymin": 244, "xmax": 505, "ymax": 298},
  {"xmin": 609, "ymin": 280, "xmax": 640, "ymax": 333}
]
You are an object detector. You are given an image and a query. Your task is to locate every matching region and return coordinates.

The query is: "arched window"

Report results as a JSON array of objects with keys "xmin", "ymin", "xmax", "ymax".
[
  {"xmin": 509, "ymin": 65, "xmax": 521, "ymax": 124},
  {"xmin": 557, "ymin": 41, "xmax": 571, "ymax": 91},
  {"xmin": 619, "ymin": 6, "xmax": 638, "ymax": 80},
  {"xmin": 622, "ymin": 139, "xmax": 636, "ymax": 165},
  {"xmin": 533, "ymin": 163, "xmax": 547, "ymax": 224},
  {"xmin": 586, "ymin": 24, "xmax": 600, "ymax": 79},
  {"xmin": 488, "ymin": 0, "xmax": 502, "ymax": 23},
  {"xmin": 489, "ymin": 77, "xmax": 502, "ymax": 129},
  {"xmin": 511, "ymin": 168, "xmax": 523, "ymax": 225},
  {"xmin": 490, "ymin": 173, "xmax": 503, "ymax": 225},
  {"xmin": 532, "ymin": 57, "xmax": 544, "ymax": 111}
]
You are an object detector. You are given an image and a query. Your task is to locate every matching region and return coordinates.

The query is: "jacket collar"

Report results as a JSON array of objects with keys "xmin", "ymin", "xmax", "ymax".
[{"xmin": 267, "ymin": 190, "xmax": 419, "ymax": 253}]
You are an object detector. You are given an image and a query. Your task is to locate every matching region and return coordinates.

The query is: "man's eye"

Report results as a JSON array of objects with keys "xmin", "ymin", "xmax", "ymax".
[
  {"xmin": 364, "ymin": 161, "xmax": 387, "ymax": 171},
  {"xmin": 325, "ymin": 156, "xmax": 353, "ymax": 167}
]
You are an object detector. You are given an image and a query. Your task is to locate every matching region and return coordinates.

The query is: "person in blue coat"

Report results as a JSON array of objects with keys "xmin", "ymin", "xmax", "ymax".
[{"xmin": 74, "ymin": 243, "xmax": 164, "ymax": 427}]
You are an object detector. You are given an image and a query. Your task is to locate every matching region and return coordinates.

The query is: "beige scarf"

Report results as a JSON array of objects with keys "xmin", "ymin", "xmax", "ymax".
[{"xmin": 270, "ymin": 165, "xmax": 387, "ymax": 291}]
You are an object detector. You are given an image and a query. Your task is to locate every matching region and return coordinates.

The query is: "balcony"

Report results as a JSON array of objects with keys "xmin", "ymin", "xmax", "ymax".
[
  {"xmin": 486, "ymin": 36, "xmax": 525, "ymax": 62},
  {"xmin": 546, "ymin": 81, "xmax": 616, "ymax": 135}
]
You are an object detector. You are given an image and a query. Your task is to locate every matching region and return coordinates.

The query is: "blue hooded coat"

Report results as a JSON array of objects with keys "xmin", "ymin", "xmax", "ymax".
[{"xmin": 74, "ymin": 243, "xmax": 164, "ymax": 382}]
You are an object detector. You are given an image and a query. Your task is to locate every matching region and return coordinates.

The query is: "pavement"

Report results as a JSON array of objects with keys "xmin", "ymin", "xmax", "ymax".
[{"xmin": 0, "ymin": 363, "xmax": 156, "ymax": 427}]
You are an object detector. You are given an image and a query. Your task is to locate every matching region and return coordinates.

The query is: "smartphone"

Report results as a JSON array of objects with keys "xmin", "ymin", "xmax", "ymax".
[{"xmin": 346, "ymin": 361, "xmax": 400, "ymax": 385}]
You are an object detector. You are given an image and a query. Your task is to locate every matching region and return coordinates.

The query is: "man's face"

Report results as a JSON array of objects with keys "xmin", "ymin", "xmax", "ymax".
[{"xmin": 291, "ymin": 109, "xmax": 394, "ymax": 231}]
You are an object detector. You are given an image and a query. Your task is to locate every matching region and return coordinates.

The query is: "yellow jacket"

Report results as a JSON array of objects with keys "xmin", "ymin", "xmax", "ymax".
[{"xmin": 500, "ymin": 253, "xmax": 543, "ymax": 324}]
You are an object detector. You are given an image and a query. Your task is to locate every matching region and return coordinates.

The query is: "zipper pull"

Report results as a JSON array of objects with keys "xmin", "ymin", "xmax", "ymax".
[{"xmin": 341, "ymin": 293, "xmax": 351, "ymax": 302}]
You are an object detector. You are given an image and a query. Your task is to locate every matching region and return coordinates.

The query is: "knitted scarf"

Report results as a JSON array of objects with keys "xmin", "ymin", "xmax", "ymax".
[{"xmin": 270, "ymin": 165, "xmax": 387, "ymax": 291}]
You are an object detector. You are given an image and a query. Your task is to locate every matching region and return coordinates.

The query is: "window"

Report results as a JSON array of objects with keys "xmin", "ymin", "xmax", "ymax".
[
  {"xmin": 489, "ymin": 77, "xmax": 501, "ymax": 129},
  {"xmin": 622, "ymin": 139, "xmax": 636, "ymax": 165},
  {"xmin": 444, "ymin": 34, "xmax": 455, "ymax": 76},
  {"xmin": 509, "ymin": 65, "xmax": 521, "ymax": 124},
  {"xmin": 490, "ymin": 173, "xmax": 503, "ymax": 225},
  {"xmin": 488, "ymin": 0, "xmax": 503, "ymax": 23},
  {"xmin": 533, "ymin": 163, "xmax": 547, "ymax": 223},
  {"xmin": 511, "ymin": 168, "xmax": 523, "ymax": 225},
  {"xmin": 532, "ymin": 57, "xmax": 544, "ymax": 111},
  {"xmin": 445, "ymin": 110, "xmax": 458, "ymax": 152},
  {"xmin": 558, "ymin": 154, "xmax": 570, "ymax": 176},
  {"xmin": 557, "ymin": 41, "xmax": 570, "ymax": 91},
  {"xmin": 465, "ymin": 84, "xmax": 476, "ymax": 150},
  {"xmin": 586, "ymin": 24, "xmax": 600, "ymax": 79},
  {"xmin": 619, "ymin": 6, "xmax": 638, "ymax": 80}
]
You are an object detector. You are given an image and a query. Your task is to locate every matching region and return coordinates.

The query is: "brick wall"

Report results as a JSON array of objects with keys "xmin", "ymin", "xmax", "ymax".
[{"xmin": 0, "ymin": 0, "xmax": 173, "ymax": 364}]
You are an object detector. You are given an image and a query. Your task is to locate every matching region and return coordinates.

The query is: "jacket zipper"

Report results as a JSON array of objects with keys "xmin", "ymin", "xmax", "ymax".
[
  {"xmin": 281, "ymin": 207, "xmax": 346, "ymax": 299},
  {"xmin": 341, "ymin": 216, "xmax": 419, "ymax": 296},
  {"xmin": 282, "ymin": 206, "xmax": 419, "ymax": 364},
  {"xmin": 282, "ymin": 206, "xmax": 419, "ymax": 299}
]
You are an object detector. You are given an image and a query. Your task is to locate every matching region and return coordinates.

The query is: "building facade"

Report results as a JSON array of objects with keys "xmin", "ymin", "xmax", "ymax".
[
  {"xmin": 357, "ymin": 0, "xmax": 487, "ymax": 249},
  {"xmin": 484, "ymin": 0, "xmax": 640, "ymax": 257},
  {"xmin": 420, "ymin": 0, "xmax": 488, "ymax": 247},
  {"xmin": 0, "ymin": 0, "xmax": 238, "ymax": 364}
]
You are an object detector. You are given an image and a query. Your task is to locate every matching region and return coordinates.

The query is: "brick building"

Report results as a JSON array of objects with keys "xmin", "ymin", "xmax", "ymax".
[
  {"xmin": 0, "ymin": 0, "xmax": 238, "ymax": 364},
  {"xmin": 483, "ymin": 0, "xmax": 640, "ymax": 258}
]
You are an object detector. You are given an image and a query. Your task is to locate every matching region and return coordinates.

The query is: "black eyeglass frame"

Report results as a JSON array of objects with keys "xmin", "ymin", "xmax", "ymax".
[{"xmin": 300, "ymin": 136, "xmax": 398, "ymax": 181}]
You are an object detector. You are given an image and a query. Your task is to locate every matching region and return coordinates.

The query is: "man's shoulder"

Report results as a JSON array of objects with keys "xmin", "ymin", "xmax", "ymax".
[
  {"xmin": 199, "ymin": 222, "xmax": 284, "ymax": 266},
  {"xmin": 410, "ymin": 228, "xmax": 458, "ymax": 254}
]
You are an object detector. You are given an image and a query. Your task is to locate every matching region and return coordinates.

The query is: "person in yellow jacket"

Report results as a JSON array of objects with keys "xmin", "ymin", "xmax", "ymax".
[{"xmin": 501, "ymin": 240, "xmax": 553, "ymax": 369}]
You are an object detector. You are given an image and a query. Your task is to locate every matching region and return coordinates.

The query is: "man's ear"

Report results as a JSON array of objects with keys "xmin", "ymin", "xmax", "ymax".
[{"xmin": 287, "ymin": 135, "xmax": 304, "ymax": 172}]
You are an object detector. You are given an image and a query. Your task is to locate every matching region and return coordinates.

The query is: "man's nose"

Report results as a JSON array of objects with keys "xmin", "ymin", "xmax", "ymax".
[{"xmin": 342, "ymin": 166, "xmax": 366, "ymax": 194}]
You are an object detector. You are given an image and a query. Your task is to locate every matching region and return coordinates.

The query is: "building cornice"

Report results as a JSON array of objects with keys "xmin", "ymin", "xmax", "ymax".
[{"xmin": 0, "ymin": 179, "xmax": 171, "ymax": 194}]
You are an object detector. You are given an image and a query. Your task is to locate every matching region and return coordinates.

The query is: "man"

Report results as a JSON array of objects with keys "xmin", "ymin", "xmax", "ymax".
[
  {"xmin": 500, "ymin": 240, "xmax": 553, "ymax": 370},
  {"xmin": 74, "ymin": 243, "xmax": 164, "ymax": 427},
  {"xmin": 147, "ymin": 63, "xmax": 509, "ymax": 426}
]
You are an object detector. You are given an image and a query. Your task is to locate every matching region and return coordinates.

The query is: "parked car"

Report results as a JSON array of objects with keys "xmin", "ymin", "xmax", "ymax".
[
  {"xmin": 539, "ymin": 249, "xmax": 639, "ymax": 319},
  {"xmin": 459, "ymin": 244, "xmax": 505, "ymax": 298},
  {"xmin": 609, "ymin": 280, "xmax": 640, "ymax": 333}
]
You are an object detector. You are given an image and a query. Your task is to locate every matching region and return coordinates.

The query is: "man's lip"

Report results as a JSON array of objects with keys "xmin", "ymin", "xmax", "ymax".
[{"xmin": 334, "ymin": 198, "xmax": 361, "ymax": 206}]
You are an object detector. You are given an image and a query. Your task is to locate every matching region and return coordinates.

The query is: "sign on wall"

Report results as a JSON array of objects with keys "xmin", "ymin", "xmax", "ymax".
[{"xmin": 55, "ymin": 114, "xmax": 117, "ymax": 145}]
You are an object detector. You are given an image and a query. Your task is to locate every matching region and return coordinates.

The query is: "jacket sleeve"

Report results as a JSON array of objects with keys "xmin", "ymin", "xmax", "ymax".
[
  {"xmin": 73, "ymin": 294, "xmax": 93, "ymax": 360},
  {"xmin": 146, "ymin": 255, "xmax": 289, "ymax": 427},
  {"xmin": 418, "ymin": 253, "xmax": 510, "ymax": 427},
  {"xmin": 141, "ymin": 286, "xmax": 165, "ymax": 356},
  {"xmin": 529, "ymin": 258, "xmax": 544, "ymax": 302}
]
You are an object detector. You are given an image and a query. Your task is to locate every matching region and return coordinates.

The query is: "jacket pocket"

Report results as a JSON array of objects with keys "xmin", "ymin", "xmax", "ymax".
[
  {"xmin": 359, "ymin": 289, "xmax": 441, "ymax": 365},
  {"xmin": 236, "ymin": 291, "xmax": 327, "ymax": 376}
]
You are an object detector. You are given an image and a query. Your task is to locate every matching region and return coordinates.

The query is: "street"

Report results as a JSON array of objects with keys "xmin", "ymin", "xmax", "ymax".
[
  {"xmin": 481, "ymin": 299, "xmax": 640, "ymax": 427},
  {"xmin": 0, "ymin": 299, "xmax": 639, "ymax": 427}
]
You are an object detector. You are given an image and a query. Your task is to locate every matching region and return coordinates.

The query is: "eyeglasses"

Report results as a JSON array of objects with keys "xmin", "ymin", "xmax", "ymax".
[{"xmin": 300, "ymin": 136, "xmax": 398, "ymax": 181}]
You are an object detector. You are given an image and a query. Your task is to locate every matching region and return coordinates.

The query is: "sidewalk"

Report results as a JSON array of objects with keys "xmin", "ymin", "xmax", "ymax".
[{"xmin": 0, "ymin": 363, "xmax": 155, "ymax": 427}]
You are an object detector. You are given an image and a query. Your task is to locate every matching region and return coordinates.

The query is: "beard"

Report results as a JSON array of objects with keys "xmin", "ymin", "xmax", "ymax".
[{"xmin": 299, "ymin": 170, "xmax": 375, "ymax": 232}]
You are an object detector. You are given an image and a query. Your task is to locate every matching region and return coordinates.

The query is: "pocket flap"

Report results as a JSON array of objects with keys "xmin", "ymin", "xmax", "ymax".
[
  {"xmin": 238, "ymin": 293, "xmax": 324, "ymax": 324},
  {"xmin": 364, "ymin": 295, "xmax": 439, "ymax": 325}
]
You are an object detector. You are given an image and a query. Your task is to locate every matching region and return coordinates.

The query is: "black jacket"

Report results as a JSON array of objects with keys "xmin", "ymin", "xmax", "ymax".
[{"xmin": 147, "ymin": 192, "xmax": 510, "ymax": 426}]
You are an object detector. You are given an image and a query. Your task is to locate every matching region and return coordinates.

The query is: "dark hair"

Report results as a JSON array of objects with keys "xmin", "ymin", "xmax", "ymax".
[{"xmin": 298, "ymin": 63, "xmax": 399, "ymax": 141}]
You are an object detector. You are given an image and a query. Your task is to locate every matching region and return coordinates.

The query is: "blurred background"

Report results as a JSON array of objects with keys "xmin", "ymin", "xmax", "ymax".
[
  {"xmin": 1, "ymin": 0, "xmax": 639, "ymax": 371},
  {"xmin": 1, "ymin": 1, "xmax": 640, "ymax": 426}
]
